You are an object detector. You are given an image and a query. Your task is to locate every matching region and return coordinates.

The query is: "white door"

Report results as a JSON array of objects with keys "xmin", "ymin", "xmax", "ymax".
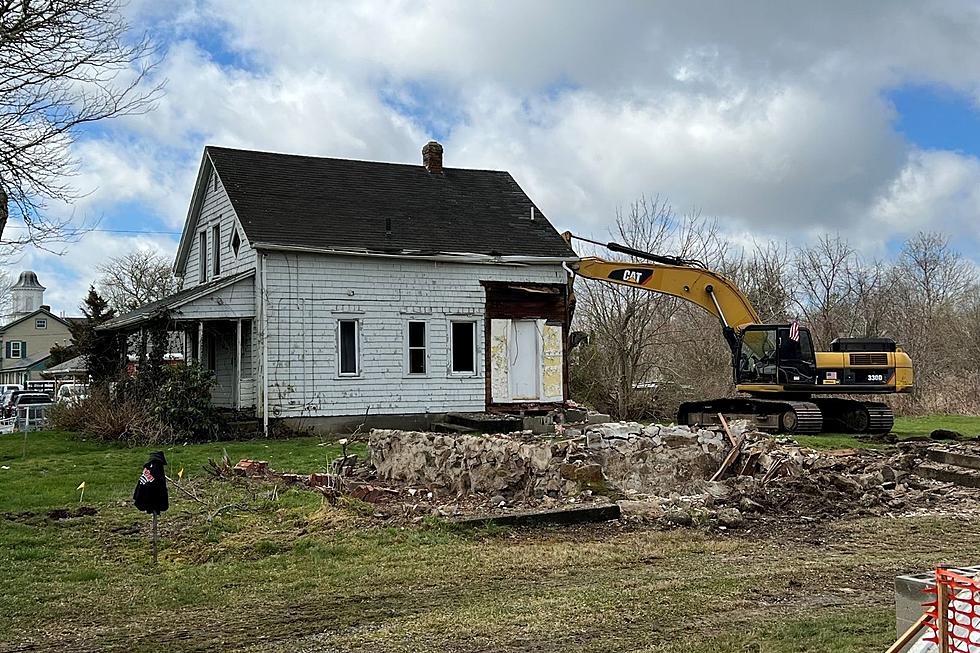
[{"xmin": 510, "ymin": 320, "xmax": 540, "ymax": 400}]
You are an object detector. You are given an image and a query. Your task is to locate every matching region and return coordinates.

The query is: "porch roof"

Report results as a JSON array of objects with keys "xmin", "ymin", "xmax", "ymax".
[
  {"xmin": 41, "ymin": 354, "xmax": 87, "ymax": 378},
  {"xmin": 1, "ymin": 351, "xmax": 52, "ymax": 372},
  {"xmin": 98, "ymin": 270, "xmax": 255, "ymax": 331}
]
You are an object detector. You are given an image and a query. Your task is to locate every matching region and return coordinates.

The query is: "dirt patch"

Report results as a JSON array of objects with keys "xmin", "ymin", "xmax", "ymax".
[{"xmin": 47, "ymin": 506, "xmax": 98, "ymax": 520}]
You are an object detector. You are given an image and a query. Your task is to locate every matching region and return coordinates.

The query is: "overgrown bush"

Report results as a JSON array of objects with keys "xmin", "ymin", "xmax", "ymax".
[
  {"xmin": 51, "ymin": 363, "xmax": 225, "ymax": 445},
  {"xmin": 50, "ymin": 388, "xmax": 175, "ymax": 446},
  {"xmin": 150, "ymin": 363, "xmax": 223, "ymax": 440}
]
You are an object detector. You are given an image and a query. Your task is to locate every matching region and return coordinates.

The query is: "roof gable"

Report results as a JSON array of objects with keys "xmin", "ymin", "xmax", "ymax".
[
  {"xmin": 195, "ymin": 146, "xmax": 576, "ymax": 260},
  {"xmin": 0, "ymin": 308, "xmax": 72, "ymax": 333}
]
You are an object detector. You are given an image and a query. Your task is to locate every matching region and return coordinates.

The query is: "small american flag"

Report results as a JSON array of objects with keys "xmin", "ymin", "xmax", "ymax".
[{"xmin": 789, "ymin": 320, "xmax": 800, "ymax": 342}]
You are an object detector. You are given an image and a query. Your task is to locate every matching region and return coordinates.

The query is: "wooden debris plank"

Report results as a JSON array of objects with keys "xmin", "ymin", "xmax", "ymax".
[
  {"xmin": 884, "ymin": 612, "xmax": 930, "ymax": 653},
  {"xmin": 718, "ymin": 413, "xmax": 737, "ymax": 447},
  {"xmin": 451, "ymin": 504, "xmax": 621, "ymax": 528},
  {"xmin": 710, "ymin": 434, "xmax": 745, "ymax": 482}
]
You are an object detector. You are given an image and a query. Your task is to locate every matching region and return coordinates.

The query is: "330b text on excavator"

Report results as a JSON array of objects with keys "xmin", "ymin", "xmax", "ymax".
[{"xmin": 562, "ymin": 233, "xmax": 913, "ymax": 435}]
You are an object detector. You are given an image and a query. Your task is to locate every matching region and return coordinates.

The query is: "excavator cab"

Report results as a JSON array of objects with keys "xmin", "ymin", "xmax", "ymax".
[{"xmin": 735, "ymin": 325, "xmax": 817, "ymax": 387}]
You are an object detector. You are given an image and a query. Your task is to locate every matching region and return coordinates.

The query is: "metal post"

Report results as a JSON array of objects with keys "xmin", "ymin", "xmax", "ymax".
[{"xmin": 151, "ymin": 512, "xmax": 159, "ymax": 565}]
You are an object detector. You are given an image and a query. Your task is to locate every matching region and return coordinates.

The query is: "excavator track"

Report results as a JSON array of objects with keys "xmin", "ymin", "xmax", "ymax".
[
  {"xmin": 678, "ymin": 397, "xmax": 894, "ymax": 435},
  {"xmin": 812, "ymin": 398, "xmax": 894, "ymax": 434},
  {"xmin": 678, "ymin": 397, "xmax": 823, "ymax": 434}
]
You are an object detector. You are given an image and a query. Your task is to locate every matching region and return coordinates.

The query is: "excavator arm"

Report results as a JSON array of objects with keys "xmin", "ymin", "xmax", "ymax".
[{"xmin": 563, "ymin": 233, "xmax": 760, "ymax": 335}]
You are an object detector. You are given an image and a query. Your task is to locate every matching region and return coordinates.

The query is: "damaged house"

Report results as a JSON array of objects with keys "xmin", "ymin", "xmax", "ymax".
[{"xmin": 100, "ymin": 142, "xmax": 578, "ymax": 432}]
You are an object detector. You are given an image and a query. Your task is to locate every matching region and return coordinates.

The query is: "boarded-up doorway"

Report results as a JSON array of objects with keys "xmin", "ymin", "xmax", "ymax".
[{"xmin": 510, "ymin": 320, "xmax": 540, "ymax": 400}]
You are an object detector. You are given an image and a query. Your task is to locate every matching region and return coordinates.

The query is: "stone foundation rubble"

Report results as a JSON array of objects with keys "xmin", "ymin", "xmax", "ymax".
[
  {"xmin": 367, "ymin": 421, "xmax": 980, "ymax": 527},
  {"xmin": 369, "ymin": 422, "xmax": 729, "ymax": 500}
]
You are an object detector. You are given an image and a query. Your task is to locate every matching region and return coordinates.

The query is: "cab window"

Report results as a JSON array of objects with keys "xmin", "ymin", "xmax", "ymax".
[{"xmin": 738, "ymin": 328, "xmax": 777, "ymax": 383}]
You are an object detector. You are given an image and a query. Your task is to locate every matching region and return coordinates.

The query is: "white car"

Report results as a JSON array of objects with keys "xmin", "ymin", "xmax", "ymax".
[{"xmin": 0, "ymin": 384, "xmax": 23, "ymax": 407}]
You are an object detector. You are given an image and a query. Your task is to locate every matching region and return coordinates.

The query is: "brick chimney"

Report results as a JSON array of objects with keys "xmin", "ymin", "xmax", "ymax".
[{"xmin": 422, "ymin": 140, "xmax": 443, "ymax": 174}]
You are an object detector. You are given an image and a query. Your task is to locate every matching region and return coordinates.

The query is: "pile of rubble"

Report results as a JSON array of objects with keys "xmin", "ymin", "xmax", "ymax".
[
  {"xmin": 369, "ymin": 422, "xmax": 728, "ymax": 501},
  {"xmin": 367, "ymin": 421, "xmax": 980, "ymax": 526},
  {"xmin": 216, "ymin": 420, "xmax": 980, "ymax": 528}
]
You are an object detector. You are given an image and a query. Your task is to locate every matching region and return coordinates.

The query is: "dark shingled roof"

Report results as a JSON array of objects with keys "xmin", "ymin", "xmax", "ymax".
[{"xmin": 206, "ymin": 146, "xmax": 576, "ymax": 259}]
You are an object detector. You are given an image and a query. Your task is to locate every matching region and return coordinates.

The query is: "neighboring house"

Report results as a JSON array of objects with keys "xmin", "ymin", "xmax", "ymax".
[
  {"xmin": 100, "ymin": 141, "xmax": 578, "ymax": 431},
  {"xmin": 0, "ymin": 272, "xmax": 76, "ymax": 385}
]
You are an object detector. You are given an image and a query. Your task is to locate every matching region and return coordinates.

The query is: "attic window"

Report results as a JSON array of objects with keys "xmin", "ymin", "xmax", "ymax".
[
  {"xmin": 231, "ymin": 229, "xmax": 241, "ymax": 258},
  {"xmin": 211, "ymin": 171, "xmax": 218, "ymax": 192},
  {"xmin": 35, "ymin": 318, "xmax": 47, "ymax": 330}
]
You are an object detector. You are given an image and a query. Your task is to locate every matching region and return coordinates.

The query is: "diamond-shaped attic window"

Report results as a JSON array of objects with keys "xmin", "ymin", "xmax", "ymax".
[{"xmin": 231, "ymin": 230, "xmax": 242, "ymax": 257}]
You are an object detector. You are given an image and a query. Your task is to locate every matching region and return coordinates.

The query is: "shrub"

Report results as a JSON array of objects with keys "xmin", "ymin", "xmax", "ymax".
[
  {"xmin": 52, "ymin": 363, "xmax": 225, "ymax": 445},
  {"xmin": 150, "ymin": 363, "xmax": 223, "ymax": 441},
  {"xmin": 50, "ymin": 388, "xmax": 175, "ymax": 446}
]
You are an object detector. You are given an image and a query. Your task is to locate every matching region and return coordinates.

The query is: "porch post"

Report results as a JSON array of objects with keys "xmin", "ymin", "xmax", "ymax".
[
  {"xmin": 197, "ymin": 321, "xmax": 204, "ymax": 363},
  {"xmin": 235, "ymin": 319, "xmax": 242, "ymax": 410}
]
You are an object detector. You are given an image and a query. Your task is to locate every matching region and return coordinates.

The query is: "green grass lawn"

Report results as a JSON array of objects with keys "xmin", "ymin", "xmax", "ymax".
[
  {"xmin": 1, "ymin": 429, "xmax": 976, "ymax": 652},
  {"xmin": 796, "ymin": 414, "xmax": 980, "ymax": 449}
]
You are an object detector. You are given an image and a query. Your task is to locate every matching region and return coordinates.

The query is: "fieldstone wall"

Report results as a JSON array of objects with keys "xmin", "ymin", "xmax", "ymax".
[{"xmin": 369, "ymin": 422, "xmax": 730, "ymax": 499}]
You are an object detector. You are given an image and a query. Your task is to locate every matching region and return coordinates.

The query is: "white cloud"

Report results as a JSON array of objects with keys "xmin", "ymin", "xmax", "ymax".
[
  {"xmin": 12, "ymin": 0, "xmax": 980, "ymax": 312},
  {"xmin": 17, "ymin": 232, "xmax": 179, "ymax": 316},
  {"xmin": 869, "ymin": 149, "xmax": 980, "ymax": 243}
]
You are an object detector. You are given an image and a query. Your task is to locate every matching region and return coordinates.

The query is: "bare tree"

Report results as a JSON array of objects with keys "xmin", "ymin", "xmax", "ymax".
[
  {"xmin": 0, "ymin": 268, "xmax": 11, "ymax": 317},
  {"xmin": 96, "ymin": 250, "xmax": 180, "ymax": 313},
  {"xmin": 732, "ymin": 240, "xmax": 793, "ymax": 323},
  {"xmin": 0, "ymin": 0, "xmax": 162, "ymax": 250},
  {"xmin": 791, "ymin": 234, "xmax": 859, "ymax": 348},
  {"xmin": 571, "ymin": 197, "xmax": 732, "ymax": 419}
]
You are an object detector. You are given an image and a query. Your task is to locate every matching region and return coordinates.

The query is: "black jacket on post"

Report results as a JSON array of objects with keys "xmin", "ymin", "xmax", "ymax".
[{"xmin": 133, "ymin": 451, "xmax": 169, "ymax": 515}]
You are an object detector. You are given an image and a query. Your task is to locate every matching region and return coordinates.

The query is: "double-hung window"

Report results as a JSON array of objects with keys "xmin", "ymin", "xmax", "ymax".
[
  {"xmin": 338, "ymin": 320, "xmax": 360, "ymax": 376},
  {"xmin": 450, "ymin": 321, "xmax": 477, "ymax": 374},
  {"xmin": 8, "ymin": 341, "xmax": 23, "ymax": 359},
  {"xmin": 406, "ymin": 321, "xmax": 426, "ymax": 375}
]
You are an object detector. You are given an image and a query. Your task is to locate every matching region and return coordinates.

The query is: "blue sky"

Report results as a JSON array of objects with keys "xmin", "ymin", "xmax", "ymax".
[
  {"xmin": 8, "ymin": 1, "xmax": 980, "ymax": 315},
  {"xmin": 890, "ymin": 85, "xmax": 980, "ymax": 156}
]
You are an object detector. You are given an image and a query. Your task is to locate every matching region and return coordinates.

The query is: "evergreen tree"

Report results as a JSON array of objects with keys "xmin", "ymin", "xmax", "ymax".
[{"xmin": 69, "ymin": 287, "xmax": 121, "ymax": 384}]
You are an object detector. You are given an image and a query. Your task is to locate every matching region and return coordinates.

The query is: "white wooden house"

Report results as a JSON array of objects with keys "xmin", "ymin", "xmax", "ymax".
[{"xmin": 101, "ymin": 142, "xmax": 578, "ymax": 432}]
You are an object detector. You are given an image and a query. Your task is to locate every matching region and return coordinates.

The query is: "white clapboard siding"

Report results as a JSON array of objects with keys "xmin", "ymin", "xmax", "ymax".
[
  {"xmin": 262, "ymin": 251, "xmax": 566, "ymax": 418},
  {"xmin": 184, "ymin": 171, "xmax": 256, "ymax": 287},
  {"xmin": 175, "ymin": 275, "xmax": 256, "ymax": 320}
]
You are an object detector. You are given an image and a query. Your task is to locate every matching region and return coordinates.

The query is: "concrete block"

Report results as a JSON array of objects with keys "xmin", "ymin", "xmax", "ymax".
[
  {"xmin": 523, "ymin": 415, "xmax": 554, "ymax": 434},
  {"xmin": 895, "ymin": 565, "xmax": 980, "ymax": 652}
]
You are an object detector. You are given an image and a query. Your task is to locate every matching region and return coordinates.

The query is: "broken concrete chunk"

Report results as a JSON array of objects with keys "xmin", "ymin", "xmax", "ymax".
[
  {"xmin": 664, "ymin": 509, "xmax": 694, "ymax": 526},
  {"xmin": 717, "ymin": 507, "xmax": 743, "ymax": 528}
]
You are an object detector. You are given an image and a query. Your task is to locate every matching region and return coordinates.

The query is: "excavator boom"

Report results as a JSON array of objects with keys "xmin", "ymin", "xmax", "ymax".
[{"xmin": 575, "ymin": 257, "xmax": 760, "ymax": 331}]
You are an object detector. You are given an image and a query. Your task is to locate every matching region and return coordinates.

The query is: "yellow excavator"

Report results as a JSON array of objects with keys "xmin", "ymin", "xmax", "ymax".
[{"xmin": 563, "ymin": 233, "xmax": 914, "ymax": 434}]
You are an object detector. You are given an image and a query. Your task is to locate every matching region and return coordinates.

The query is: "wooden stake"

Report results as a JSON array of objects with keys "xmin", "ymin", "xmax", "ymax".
[
  {"xmin": 937, "ymin": 578, "xmax": 950, "ymax": 653},
  {"xmin": 884, "ymin": 612, "xmax": 930, "ymax": 653},
  {"xmin": 710, "ymin": 434, "xmax": 745, "ymax": 482},
  {"xmin": 717, "ymin": 413, "xmax": 737, "ymax": 447},
  {"xmin": 151, "ymin": 512, "xmax": 159, "ymax": 565}
]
